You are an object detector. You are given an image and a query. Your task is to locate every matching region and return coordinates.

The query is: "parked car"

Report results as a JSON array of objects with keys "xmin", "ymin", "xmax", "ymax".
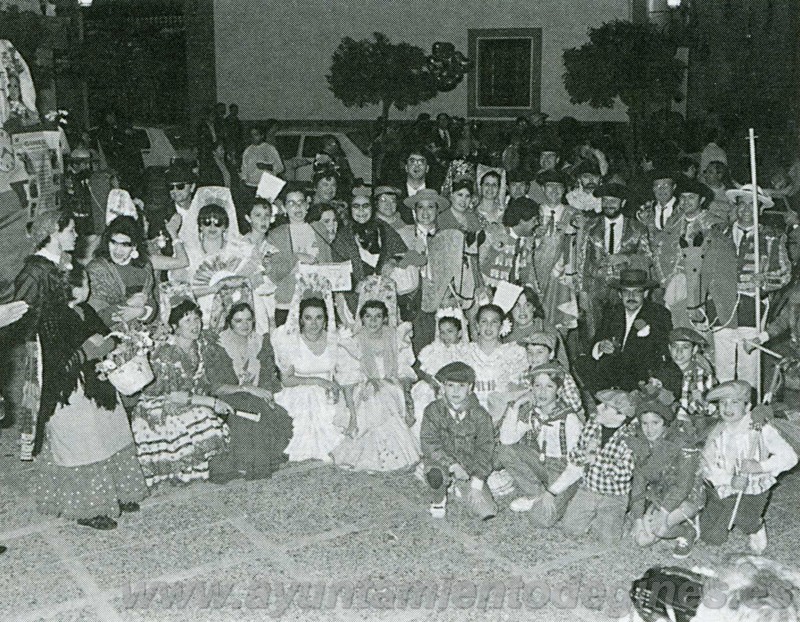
[
  {"xmin": 272, "ymin": 129, "xmax": 372, "ymax": 184},
  {"xmin": 94, "ymin": 126, "xmax": 194, "ymax": 172}
]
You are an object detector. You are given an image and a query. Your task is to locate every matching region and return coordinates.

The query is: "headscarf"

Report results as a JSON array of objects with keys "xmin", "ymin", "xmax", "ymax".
[{"xmin": 179, "ymin": 186, "xmax": 243, "ymax": 270}]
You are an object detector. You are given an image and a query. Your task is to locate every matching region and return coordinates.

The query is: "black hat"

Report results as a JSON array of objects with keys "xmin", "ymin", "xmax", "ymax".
[
  {"xmin": 435, "ymin": 361, "xmax": 476, "ymax": 385},
  {"xmin": 677, "ymin": 179, "xmax": 714, "ymax": 206},
  {"xmin": 593, "ymin": 182, "xmax": 628, "ymax": 200},
  {"xmin": 536, "ymin": 168, "xmax": 567, "ymax": 187},
  {"xmin": 572, "ymin": 159, "xmax": 601, "ymax": 178},
  {"xmin": 166, "ymin": 159, "xmax": 197, "ymax": 184},
  {"xmin": 507, "ymin": 168, "xmax": 530, "ymax": 183},
  {"xmin": 609, "ymin": 268, "xmax": 658, "ymax": 290},
  {"xmin": 503, "ymin": 197, "xmax": 539, "ymax": 227},
  {"xmin": 650, "ymin": 168, "xmax": 677, "ymax": 184}
]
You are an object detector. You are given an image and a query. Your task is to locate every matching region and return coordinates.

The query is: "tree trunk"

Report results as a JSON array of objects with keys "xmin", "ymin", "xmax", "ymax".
[{"xmin": 381, "ymin": 99, "xmax": 391, "ymax": 123}]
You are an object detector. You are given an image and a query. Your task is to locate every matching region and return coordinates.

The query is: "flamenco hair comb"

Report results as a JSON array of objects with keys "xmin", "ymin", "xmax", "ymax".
[{"xmin": 436, "ymin": 307, "xmax": 464, "ymax": 322}]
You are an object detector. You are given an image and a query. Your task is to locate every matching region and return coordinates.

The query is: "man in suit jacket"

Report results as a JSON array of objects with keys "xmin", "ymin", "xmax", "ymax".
[
  {"xmin": 578, "ymin": 269, "xmax": 672, "ymax": 392},
  {"xmin": 579, "ymin": 182, "xmax": 652, "ymax": 340}
]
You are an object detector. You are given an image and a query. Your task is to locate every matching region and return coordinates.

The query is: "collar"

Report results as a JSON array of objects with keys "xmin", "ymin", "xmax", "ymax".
[
  {"xmin": 656, "ymin": 197, "xmax": 676, "ymax": 211},
  {"xmin": 35, "ymin": 248, "xmax": 62, "ymax": 265},
  {"xmin": 448, "ymin": 404, "xmax": 468, "ymax": 422},
  {"xmin": 407, "ymin": 180, "xmax": 426, "ymax": 195},
  {"xmin": 417, "ymin": 224, "xmax": 436, "ymax": 236},
  {"xmin": 540, "ymin": 204, "xmax": 565, "ymax": 220},
  {"xmin": 508, "ymin": 227, "xmax": 520, "ymax": 239},
  {"xmin": 625, "ymin": 306, "xmax": 643, "ymax": 320},
  {"xmin": 604, "ymin": 214, "xmax": 623, "ymax": 227}
]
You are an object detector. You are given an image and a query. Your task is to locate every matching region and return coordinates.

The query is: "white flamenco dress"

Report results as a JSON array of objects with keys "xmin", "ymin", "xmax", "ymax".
[
  {"xmin": 330, "ymin": 323, "xmax": 420, "ymax": 472},
  {"xmin": 272, "ymin": 329, "xmax": 345, "ymax": 463},
  {"xmin": 271, "ymin": 273, "xmax": 345, "ymax": 463}
]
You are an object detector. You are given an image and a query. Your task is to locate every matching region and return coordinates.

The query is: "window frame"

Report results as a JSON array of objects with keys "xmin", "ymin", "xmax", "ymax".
[{"xmin": 467, "ymin": 28, "xmax": 543, "ymax": 119}]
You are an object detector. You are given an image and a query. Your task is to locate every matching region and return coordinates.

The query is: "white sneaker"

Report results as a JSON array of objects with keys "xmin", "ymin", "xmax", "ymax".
[
  {"xmin": 749, "ymin": 525, "xmax": 767, "ymax": 554},
  {"xmin": 509, "ymin": 497, "xmax": 536, "ymax": 513},
  {"xmin": 430, "ymin": 502, "xmax": 446, "ymax": 519}
]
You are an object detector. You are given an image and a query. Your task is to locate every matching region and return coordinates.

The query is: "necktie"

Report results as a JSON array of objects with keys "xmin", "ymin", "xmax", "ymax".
[
  {"xmin": 511, "ymin": 236, "xmax": 525, "ymax": 282},
  {"xmin": 658, "ymin": 208, "xmax": 665, "ymax": 230},
  {"xmin": 548, "ymin": 210, "xmax": 556, "ymax": 234},
  {"xmin": 608, "ymin": 221, "xmax": 616, "ymax": 255}
]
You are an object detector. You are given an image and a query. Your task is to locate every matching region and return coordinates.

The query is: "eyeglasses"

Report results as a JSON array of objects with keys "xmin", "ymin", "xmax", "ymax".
[
  {"xmin": 109, "ymin": 238, "xmax": 135, "ymax": 248},
  {"xmin": 170, "ymin": 182, "xmax": 189, "ymax": 190},
  {"xmin": 199, "ymin": 217, "xmax": 224, "ymax": 228}
]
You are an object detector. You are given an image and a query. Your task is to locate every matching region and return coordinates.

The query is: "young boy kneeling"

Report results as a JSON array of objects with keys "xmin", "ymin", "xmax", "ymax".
[
  {"xmin": 700, "ymin": 380, "xmax": 798, "ymax": 553},
  {"xmin": 556, "ymin": 390, "xmax": 636, "ymax": 544},
  {"xmin": 420, "ymin": 361, "xmax": 497, "ymax": 520}
]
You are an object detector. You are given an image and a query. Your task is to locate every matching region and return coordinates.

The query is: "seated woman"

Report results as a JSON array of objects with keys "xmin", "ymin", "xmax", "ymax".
[
  {"xmin": 172, "ymin": 186, "xmax": 260, "ymax": 328},
  {"xmin": 462, "ymin": 304, "xmax": 527, "ymax": 423},
  {"xmin": 209, "ymin": 302, "xmax": 293, "ymax": 482},
  {"xmin": 35, "ymin": 265, "xmax": 148, "ymax": 530},
  {"xmin": 331, "ymin": 278, "xmax": 420, "ymax": 472},
  {"xmin": 271, "ymin": 276, "xmax": 345, "ymax": 462},
  {"xmin": 332, "ymin": 193, "xmax": 407, "ymax": 318},
  {"xmin": 499, "ymin": 363, "xmax": 582, "ymax": 527},
  {"xmin": 131, "ymin": 300, "xmax": 233, "ymax": 487},
  {"xmin": 628, "ymin": 399, "xmax": 703, "ymax": 559},
  {"xmin": 87, "ymin": 216, "xmax": 158, "ymax": 329}
]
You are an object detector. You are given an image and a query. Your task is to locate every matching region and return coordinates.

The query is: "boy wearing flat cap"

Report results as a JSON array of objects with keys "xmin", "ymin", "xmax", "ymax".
[
  {"xmin": 549, "ymin": 390, "xmax": 637, "ymax": 543},
  {"xmin": 649, "ymin": 327, "xmax": 717, "ymax": 441},
  {"xmin": 700, "ymin": 380, "xmax": 798, "ymax": 553},
  {"xmin": 420, "ymin": 361, "xmax": 497, "ymax": 520}
]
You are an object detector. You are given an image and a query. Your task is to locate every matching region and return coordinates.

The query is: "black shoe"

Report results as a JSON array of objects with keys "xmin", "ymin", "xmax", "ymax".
[
  {"xmin": 119, "ymin": 501, "xmax": 140, "ymax": 513},
  {"xmin": 0, "ymin": 545, "xmax": 6, "ymax": 554},
  {"xmin": 77, "ymin": 516, "xmax": 117, "ymax": 530}
]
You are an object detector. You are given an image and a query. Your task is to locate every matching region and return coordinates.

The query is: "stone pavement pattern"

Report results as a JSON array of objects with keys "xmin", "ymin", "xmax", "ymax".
[{"xmin": 2, "ymin": 431, "xmax": 800, "ymax": 622}]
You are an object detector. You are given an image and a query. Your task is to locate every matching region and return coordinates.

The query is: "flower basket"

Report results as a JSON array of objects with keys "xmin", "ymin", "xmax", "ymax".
[{"xmin": 106, "ymin": 353, "xmax": 154, "ymax": 396}]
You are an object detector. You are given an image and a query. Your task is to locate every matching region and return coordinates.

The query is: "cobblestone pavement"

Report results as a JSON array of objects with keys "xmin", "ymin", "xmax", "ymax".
[{"xmin": 2, "ymin": 431, "xmax": 799, "ymax": 622}]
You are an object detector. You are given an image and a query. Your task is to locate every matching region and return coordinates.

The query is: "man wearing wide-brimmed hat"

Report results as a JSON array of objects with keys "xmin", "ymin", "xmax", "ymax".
[
  {"xmin": 578, "ymin": 268, "xmax": 672, "ymax": 392},
  {"xmin": 694, "ymin": 183, "xmax": 791, "ymax": 386},
  {"xmin": 579, "ymin": 181, "xmax": 652, "ymax": 339}
]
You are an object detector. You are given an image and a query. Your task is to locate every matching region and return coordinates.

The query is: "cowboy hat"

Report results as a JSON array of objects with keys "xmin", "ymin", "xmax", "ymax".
[
  {"xmin": 403, "ymin": 188, "xmax": 450, "ymax": 211},
  {"xmin": 725, "ymin": 184, "xmax": 774, "ymax": 209},
  {"xmin": 609, "ymin": 269, "xmax": 658, "ymax": 290}
]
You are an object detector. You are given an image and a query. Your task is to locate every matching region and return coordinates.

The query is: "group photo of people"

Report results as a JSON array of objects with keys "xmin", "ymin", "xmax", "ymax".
[{"xmin": 1, "ymin": 106, "xmax": 799, "ymax": 574}]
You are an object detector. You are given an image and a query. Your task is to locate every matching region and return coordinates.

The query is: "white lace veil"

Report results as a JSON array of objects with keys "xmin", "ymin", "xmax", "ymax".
[
  {"xmin": 354, "ymin": 276, "xmax": 399, "ymax": 330},
  {"xmin": 434, "ymin": 306, "xmax": 470, "ymax": 344},
  {"xmin": 283, "ymin": 273, "xmax": 336, "ymax": 337}
]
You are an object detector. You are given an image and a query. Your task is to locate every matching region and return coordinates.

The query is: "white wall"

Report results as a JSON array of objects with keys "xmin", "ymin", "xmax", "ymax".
[{"xmin": 214, "ymin": 0, "xmax": 630, "ymax": 122}]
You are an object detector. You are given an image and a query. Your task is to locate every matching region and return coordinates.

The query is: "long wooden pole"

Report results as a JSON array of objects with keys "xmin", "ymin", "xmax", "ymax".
[{"xmin": 749, "ymin": 128, "xmax": 762, "ymax": 403}]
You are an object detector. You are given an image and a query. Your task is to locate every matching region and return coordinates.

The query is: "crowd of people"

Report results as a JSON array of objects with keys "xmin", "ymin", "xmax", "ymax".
[{"xmin": 1, "ymin": 106, "xmax": 800, "ymax": 569}]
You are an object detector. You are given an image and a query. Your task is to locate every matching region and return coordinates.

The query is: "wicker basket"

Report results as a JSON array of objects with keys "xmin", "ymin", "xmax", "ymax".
[{"xmin": 106, "ymin": 354, "xmax": 154, "ymax": 396}]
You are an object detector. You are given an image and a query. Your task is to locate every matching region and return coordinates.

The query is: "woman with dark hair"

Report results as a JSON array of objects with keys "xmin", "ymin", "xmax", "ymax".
[
  {"xmin": 208, "ymin": 302, "xmax": 292, "ymax": 481},
  {"xmin": 330, "ymin": 277, "xmax": 419, "ymax": 471},
  {"xmin": 474, "ymin": 170, "xmax": 505, "ymax": 226},
  {"xmin": 88, "ymin": 215, "xmax": 158, "ymax": 329},
  {"xmin": 266, "ymin": 188, "xmax": 332, "ymax": 327},
  {"xmin": 271, "ymin": 276, "xmax": 345, "ymax": 462},
  {"xmin": 436, "ymin": 179, "xmax": 482, "ymax": 232},
  {"xmin": 9, "ymin": 209, "xmax": 78, "ymax": 459},
  {"xmin": 306, "ymin": 202, "xmax": 340, "ymax": 247},
  {"xmin": 130, "ymin": 299, "xmax": 233, "ymax": 486},
  {"xmin": 332, "ymin": 194, "xmax": 408, "ymax": 317},
  {"xmin": 35, "ymin": 265, "xmax": 147, "ymax": 529}
]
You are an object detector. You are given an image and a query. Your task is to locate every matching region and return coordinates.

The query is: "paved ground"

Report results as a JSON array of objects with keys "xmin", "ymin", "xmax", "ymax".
[{"xmin": 2, "ymin": 430, "xmax": 800, "ymax": 622}]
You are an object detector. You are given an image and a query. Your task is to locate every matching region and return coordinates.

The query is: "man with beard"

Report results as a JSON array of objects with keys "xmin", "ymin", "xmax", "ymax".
[
  {"xmin": 579, "ymin": 269, "xmax": 672, "ymax": 392},
  {"xmin": 579, "ymin": 183, "xmax": 652, "ymax": 340}
]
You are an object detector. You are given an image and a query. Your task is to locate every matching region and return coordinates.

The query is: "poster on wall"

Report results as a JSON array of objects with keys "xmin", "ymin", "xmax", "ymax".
[{"xmin": 8, "ymin": 130, "xmax": 63, "ymax": 217}]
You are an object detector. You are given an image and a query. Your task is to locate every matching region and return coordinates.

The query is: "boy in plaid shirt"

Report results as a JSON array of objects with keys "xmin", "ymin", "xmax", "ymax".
[
  {"xmin": 651, "ymin": 327, "xmax": 716, "ymax": 442},
  {"xmin": 551, "ymin": 390, "xmax": 636, "ymax": 543}
]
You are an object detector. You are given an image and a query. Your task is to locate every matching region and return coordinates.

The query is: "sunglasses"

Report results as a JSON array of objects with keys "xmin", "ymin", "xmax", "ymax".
[
  {"xmin": 170, "ymin": 182, "xmax": 189, "ymax": 190},
  {"xmin": 199, "ymin": 217, "xmax": 225, "ymax": 228},
  {"xmin": 109, "ymin": 238, "xmax": 135, "ymax": 248}
]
